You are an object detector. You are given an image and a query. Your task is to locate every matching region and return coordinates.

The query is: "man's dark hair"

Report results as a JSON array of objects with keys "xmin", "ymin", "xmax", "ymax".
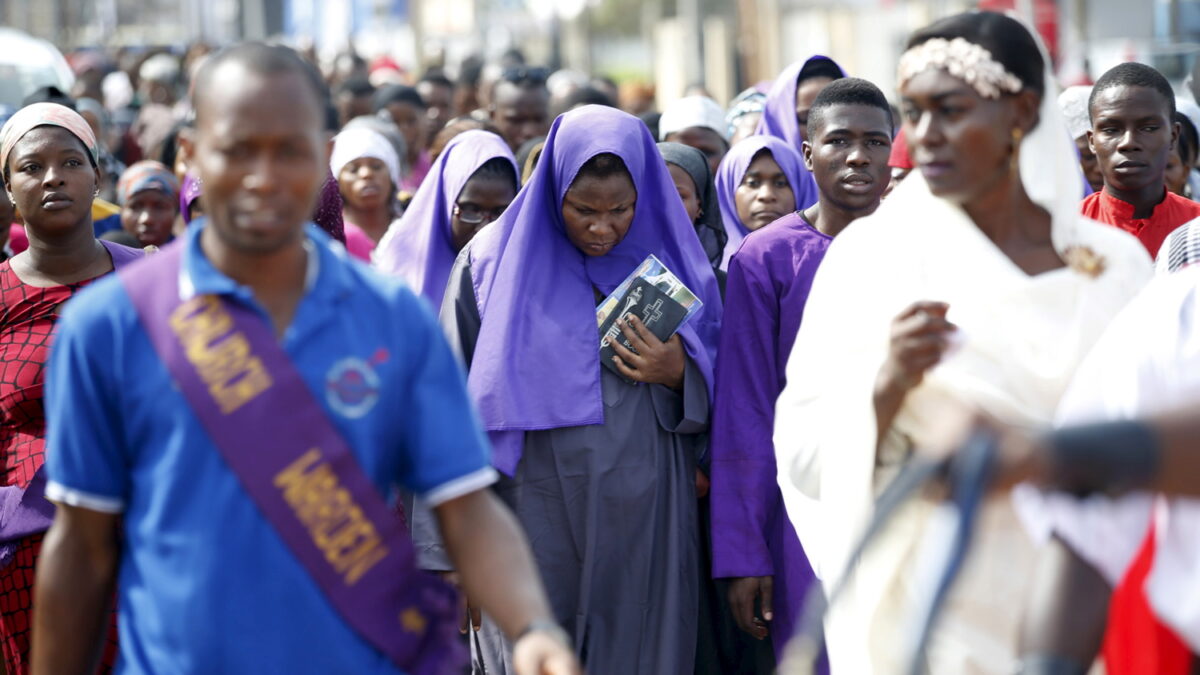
[
  {"xmin": 193, "ymin": 43, "xmax": 328, "ymax": 123},
  {"xmin": 807, "ymin": 77, "xmax": 895, "ymax": 138},
  {"xmin": 558, "ymin": 87, "xmax": 615, "ymax": 115},
  {"xmin": 372, "ymin": 85, "xmax": 426, "ymax": 113},
  {"xmin": 337, "ymin": 77, "xmax": 375, "ymax": 98},
  {"xmin": 419, "ymin": 71, "xmax": 454, "ymax": 90},
  {"xmin": 638, "ymin": 112, "xmax": 662, "ymax": 142},
  {"xmin": 458, "ymin": 56, "xmax": 484, "ymax": 88},
  {"xmin": 798, "ymin": 58, "xmax": 844, "ymax": 86},
  {"xmin": 1089, "ymin": 62, "xmax": 1176, "ymax": 122},
  {"xmin": 22, "ymin": 86, "xmax": 75, "ymax": 110},
  {"xmin": 907, "ymin": 11, "xmax": 1045, "ymax": 98}
]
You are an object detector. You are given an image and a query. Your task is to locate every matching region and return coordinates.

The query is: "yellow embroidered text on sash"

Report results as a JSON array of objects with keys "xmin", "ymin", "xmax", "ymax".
[
  {"xmin": 169, "ymin": 296, "xmax": 273, "ymax": 414},
  {"xmin": 274, "ymin": 449, "xmax": 389, "ymax": 586}
]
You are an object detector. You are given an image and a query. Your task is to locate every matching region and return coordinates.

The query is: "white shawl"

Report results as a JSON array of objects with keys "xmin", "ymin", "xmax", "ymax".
[{"xmin": 773, "ymin": 36, "xmax": 1153, "ymax": 672}]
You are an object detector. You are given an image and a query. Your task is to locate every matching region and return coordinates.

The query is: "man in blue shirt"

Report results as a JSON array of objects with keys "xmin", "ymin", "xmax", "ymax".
[{"xmin": 33, "ymin": 43, "xmax": 579, "ymax": 675}]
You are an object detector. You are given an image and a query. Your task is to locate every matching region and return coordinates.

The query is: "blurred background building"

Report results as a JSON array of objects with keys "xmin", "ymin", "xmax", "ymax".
[{"xmin": 3, "ymin": 0, "xmax": 1200, "ymax": 105}]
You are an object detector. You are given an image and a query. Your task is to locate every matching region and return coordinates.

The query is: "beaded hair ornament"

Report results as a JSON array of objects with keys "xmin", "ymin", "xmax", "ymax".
[{"xmin": 897, "ymin": 37, "xmax": 1023, "ymax": 99}]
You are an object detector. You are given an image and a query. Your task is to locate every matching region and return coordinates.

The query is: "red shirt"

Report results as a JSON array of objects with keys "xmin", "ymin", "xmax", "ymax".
[{"xmin": 1081, "ymin": 189, "xmax": 1200, "ymax": 257}]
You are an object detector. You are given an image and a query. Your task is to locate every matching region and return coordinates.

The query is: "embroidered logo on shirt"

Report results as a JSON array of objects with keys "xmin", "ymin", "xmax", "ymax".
[{"xmin": 325, "ymin": 357, "xmax": 381, "ymax": 419}]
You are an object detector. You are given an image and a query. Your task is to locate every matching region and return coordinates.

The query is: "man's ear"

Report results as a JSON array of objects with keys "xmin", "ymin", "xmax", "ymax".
[
  {"xmin": 802, "ymin": 140, "xmax": 815, "ymax": 172},
  {"xmin": 177, "ymin": 126, "xmax": 195, "ymax": 172}
]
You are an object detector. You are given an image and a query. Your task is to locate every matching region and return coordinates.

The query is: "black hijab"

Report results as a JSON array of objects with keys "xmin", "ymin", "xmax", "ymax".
[{"xmin": 657, "ymin": 141, "xmax": 726, "ymax": 271}]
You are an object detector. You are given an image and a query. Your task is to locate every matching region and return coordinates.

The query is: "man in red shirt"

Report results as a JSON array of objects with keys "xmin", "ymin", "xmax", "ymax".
[{"xmin": 1081, "ymin": 62, "xmax": 1200, "ymax": 257}]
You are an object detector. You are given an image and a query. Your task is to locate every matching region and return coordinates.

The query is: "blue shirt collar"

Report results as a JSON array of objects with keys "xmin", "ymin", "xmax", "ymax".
[{"xmin": 179, "ymin": 219, "xmax": 355, "ymax": 305}]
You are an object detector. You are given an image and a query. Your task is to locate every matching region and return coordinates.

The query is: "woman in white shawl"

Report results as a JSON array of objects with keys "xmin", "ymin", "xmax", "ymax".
[{"xmin": 774, "ymin": 12, "xmax": 1152, "ymax": 674}]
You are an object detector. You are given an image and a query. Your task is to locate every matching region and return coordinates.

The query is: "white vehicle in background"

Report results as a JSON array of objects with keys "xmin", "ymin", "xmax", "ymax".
[{"xmin": 0, "ymin": 28, "xmax": 74, "ymax": 110}]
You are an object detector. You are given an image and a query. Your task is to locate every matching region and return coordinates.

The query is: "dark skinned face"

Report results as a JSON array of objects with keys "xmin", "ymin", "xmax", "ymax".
[
  {"xmin": 449, "ymin": 173, "xmax": 516, "ymax": 252},
  {"xmin": 1074, "ymin": 134, "xmax": 1104, "ymax": 193},
  {"xmin": 336, "ymin": 92, "xmax": 373, "ymax": 129},
  {"xmin": 900, "ymin": 68, "xmax": 1026, "ymax": 206},
  {"xmin": 121, "ymin": 189, "xmax": 177, "ymax": 246},
  {"xmin": 5, "ymin": 126, "xmax": 99, "ymax": 237},
  {"xmin": 666, "ymin": 162, "xmax": 702, "ymax": 223},
  {"xmin": 735, "ymin": 153, "xmax": 795, "ymax": 231},
  {"xmin": 1087, "ymin": 84, "xmax": 1177, "ymax": 194},
  {"xmin": 1166, "ymin": 146, "xmax": 1190, "ymax": 197},
  {"xmin": 187, "ymin": 66, "xmax": 325, "ymax": 255},
  {"xmin": 795, "ymin": 76, "xmax": 835, "ymax": 143},
  {"xmin": 665, "ymin": 127, "xmax": 728, "ymax": 175},
  {"xmin": 561, "ymin": 171, "xmax": 636, "ymax": 257},
  {"xmin": 803, "ymin": 104, "xmax": 893, "ymax": 213},
  {"xmin": 337, "ymin": 157, "xmax": 392, "ymax": 212},
  {"xmin": 417, "ymin": 81, "xmax": 454, "ymax": 142},
  {"xmin": 384, "ymin": 101, "xmax": 426, "ymax": 161},
  {"xmin": 491, "ymin": 83, "xmax": 550, "ymax": 151}
]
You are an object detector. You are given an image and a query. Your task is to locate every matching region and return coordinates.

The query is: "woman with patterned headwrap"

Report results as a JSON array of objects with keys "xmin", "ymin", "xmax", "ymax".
[
  {"xmin": 0, "ymin": 102, "xmax": 143, "ymax": 673},
  {"xmin": 117, "ymin": 160, "xmax": 179, "ymax": 247}
]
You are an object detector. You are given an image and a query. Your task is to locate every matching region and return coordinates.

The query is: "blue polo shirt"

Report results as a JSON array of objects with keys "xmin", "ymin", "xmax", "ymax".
[{"xmin": 44, "ymin": 222, "xmax": 496, "ymax": 674}]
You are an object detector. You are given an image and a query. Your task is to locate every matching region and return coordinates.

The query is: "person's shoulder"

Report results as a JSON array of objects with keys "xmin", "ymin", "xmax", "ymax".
[
  {"xmin": 59, "ymin": 271, "xmax": 138, "ymax": 338},
  {"xmin": 1166, "ymin": 191, "xmax": 1200, "ymax": 216},
  {"xmin": 739, "ymin": 213, "xmax": 831, "ymax": 258},
  {"xmin": 1079, "ymin": 190, "xmax": 1103, "ymax": 213},
  {"xmin": 1072, "ymin": 214, "xmax": 1153, "ymax": 281},
  {"xmin": 328, "ymin": 244, "xmax": 429, "ymax": 315}
]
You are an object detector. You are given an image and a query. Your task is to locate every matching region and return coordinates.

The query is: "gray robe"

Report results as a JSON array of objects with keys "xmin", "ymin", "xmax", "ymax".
[{"xmin": 430, "ymin": 249, "xmax": 707, "ymax": 674}]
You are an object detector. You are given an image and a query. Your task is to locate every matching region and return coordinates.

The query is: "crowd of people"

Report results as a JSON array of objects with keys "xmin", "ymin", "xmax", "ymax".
[{"xmin": 0, "ymin": 8, "xmax": 1198, "ymax": 675}]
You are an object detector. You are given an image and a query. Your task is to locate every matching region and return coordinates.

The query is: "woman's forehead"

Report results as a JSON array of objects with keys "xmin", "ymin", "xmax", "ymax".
[{"xmin": 13, "ymin": 125, "xmax": 87, "ymax": 154}]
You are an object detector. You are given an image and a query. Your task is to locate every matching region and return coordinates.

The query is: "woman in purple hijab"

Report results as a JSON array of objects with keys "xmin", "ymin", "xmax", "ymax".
[
  {"xmin": 374, "ymin": 130, "xmax": 517, "ymax": 306},
  {"xmin": 755, "ymin": 55, "xmax": 846, "ymax": 149},
  {"xmin": 439, "ymin": 105, "xmax": 721, "ymax": 673},
  {"xmin": 715, "ymin": 136, "xmax": 812, "ymax": 268}
]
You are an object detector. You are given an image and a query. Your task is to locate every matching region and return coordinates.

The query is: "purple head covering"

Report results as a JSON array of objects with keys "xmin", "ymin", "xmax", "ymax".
[
  {"xmin": 715, "ymin": 136, "xmax": 811, "ymax": 269},
  {"xmin": 755, "ymin": 55, "xmax": 846, "ymax": 152},
  {"xmin": 313, "ymin": 171, "xmax": 347, "ymax": 244},
  {"xmin": 466, "ymin": 105, "xmax": 723, "ymax": 476},
  {"xmin": 178, "ymin": 170, "xmax": 347, "ymax": 244},
  {"xmin": 180, "ymin": 173, "xmax": 202, "ymax": 224},
  {"xmin": 375, "ymin": 130, "xmax": 515, "ymax": 304}
]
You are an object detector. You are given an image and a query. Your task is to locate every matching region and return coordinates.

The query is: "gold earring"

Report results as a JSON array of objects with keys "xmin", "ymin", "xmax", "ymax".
[{"xmin": 1010, "ymin": 127, "xmax": 1024, "ymax": 176}]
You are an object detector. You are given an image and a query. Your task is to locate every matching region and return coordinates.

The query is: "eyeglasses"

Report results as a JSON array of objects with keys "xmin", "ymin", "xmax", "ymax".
[
  {"xmin": 453, "ymin": 203, "xmax": 507, "ymax": 225},
  {"xmin": 500, "ymin": 66, "xmax": 550, "ymax": 86}
]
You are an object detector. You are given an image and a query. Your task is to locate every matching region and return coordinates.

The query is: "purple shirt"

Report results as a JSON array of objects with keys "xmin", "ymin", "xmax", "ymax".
[{"xmin": 709, "ymin": 211, "xmax": 830, "ymax": 660}]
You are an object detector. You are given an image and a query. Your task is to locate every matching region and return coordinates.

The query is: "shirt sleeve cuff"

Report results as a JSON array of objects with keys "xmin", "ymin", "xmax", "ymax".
[
  {"xmin": 45, "ymin": 481, "xmax": 125, "ymax": 514},
  {"xmin": 422, "ymin": 467, "xmax": 498, "ymax": 507}
]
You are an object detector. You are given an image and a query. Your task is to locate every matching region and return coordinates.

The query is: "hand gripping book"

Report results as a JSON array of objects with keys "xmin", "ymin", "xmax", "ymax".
[{"xmin": 596, "ymin": 254, "xmax": 703, "ymax": 382}]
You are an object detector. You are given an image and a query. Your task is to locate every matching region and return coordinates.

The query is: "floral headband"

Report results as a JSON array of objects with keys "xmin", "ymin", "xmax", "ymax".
[{"xmin": 897, "ymin": 37, "xmax": 1023, "ymax": 99}]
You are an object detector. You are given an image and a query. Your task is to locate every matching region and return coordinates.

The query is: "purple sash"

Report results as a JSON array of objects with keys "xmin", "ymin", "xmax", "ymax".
[
  {"xmin": 0, "ymin": 240, "xmax": 145, "ymax": 565},
  {"xmin": 119, "ymin": 241, "xmax": 463, "ymax": 673}
]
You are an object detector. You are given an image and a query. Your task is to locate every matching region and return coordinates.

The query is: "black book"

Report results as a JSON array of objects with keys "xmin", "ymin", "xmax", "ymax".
[{"xmin": 598, "ymin": 278, "xmax": 689, "ymax": 383}]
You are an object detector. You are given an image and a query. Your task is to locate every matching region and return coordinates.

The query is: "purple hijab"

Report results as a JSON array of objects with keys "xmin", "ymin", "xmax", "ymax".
[
  {"xmin": 375, "ymin": 130, "xmax": 515, "ymax": 305},
  {"xmin": 180, "ymin": 173, "xmax": 202, "ymax": 224},
  {"xmin": 466, "ymin": 105, "xmax": 723, "ymax": 476},
  {"xmin": 715, "ymin": 136, "xmax": 811, "ymax": 269},
  {"xmin": 755, "ymin": 54, "xmax": 846, "ymax": 151}
]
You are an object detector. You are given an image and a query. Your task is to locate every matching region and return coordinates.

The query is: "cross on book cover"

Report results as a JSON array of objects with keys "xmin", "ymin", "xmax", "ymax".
[{"xmin": 596, "ymin": 254, "xmax": 703, "ymax": 382}]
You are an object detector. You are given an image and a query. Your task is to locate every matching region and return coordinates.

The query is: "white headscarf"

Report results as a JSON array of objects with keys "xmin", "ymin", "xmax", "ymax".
[
  {"xmin": 1057, "ymin": 85, "xmax": 1093, "ymax": 141},
  {"xmin": 330, "ymin": 127, "xmax": 401, "ymax": 191},
  {"xmin": 658, "ymin": 95, "xmax": 728, "ymax": 142}
]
